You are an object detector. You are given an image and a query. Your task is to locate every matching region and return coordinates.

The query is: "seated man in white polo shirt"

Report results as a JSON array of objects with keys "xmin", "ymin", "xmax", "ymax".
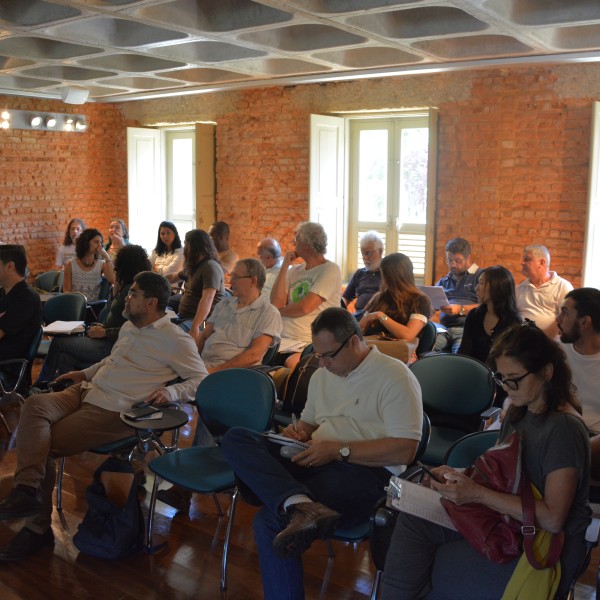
[
  {"xmin": 516, "ymin": 244, "xmax": 572, "ymax": 337},
  {"xmin": 199, "ymin": 258, "xmax": 283, "ymax": 372}
]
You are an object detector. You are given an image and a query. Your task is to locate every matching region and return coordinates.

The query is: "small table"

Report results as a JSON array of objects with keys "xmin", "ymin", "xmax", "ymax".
[{"xmin": 120, "ymin": 406, "xmax": 189, "ymax": 455}]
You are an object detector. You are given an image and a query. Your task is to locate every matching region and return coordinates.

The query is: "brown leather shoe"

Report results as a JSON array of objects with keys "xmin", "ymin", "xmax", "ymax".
[{"xmin": 272, "ymin": 502, "xmax": 341, "ymax": 559}]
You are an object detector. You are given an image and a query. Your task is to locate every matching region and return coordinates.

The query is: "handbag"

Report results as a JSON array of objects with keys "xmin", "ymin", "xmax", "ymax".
[
  {"xmin": 441, "ymin": 431, "xmax": 524, "ymax": 564},
  {"xmin": 441, "ymin": 431, "xmax": 564, "ymax": 567}
]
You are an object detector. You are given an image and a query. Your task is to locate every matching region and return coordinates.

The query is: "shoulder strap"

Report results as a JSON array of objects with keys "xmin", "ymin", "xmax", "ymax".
[{"xmin": 521, "ymin": 471, "xmax": 564, "ymax": 570}]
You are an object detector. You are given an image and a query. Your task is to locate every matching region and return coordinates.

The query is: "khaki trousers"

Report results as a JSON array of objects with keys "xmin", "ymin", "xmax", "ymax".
[{"xmin": 14, "ymin": 384, "xmax": 132, "ymax": 533}]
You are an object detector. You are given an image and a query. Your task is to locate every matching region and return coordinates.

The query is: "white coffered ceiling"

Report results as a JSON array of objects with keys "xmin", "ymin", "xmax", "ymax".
[{"xmin": 1, "ymin": 0, "xmax": 599, "ymax": 103}]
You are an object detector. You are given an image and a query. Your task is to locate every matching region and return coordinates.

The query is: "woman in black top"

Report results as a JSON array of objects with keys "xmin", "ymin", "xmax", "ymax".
[
  {"xmin": 458, "ymin": 265, "xmax": 522, "ymax": 363},
  {"xmin": 360, "ymin": 252, "xmax": 432, "ymax": 343}
]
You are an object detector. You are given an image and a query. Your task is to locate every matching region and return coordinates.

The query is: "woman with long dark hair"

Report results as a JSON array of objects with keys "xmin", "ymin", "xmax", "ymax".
[
  {"xmin": 63, "ymin": 228, "xmax": 115, "ymax": 301},
  {"xmin": 380, "ymin": 324, "xmax": 590, "ymax": 599},
  {"xmin": 55, "ymin": 218, "xmax": 86, "ymax": 269},
  {"xmin": 176, "ymin": 229, "xmax": 225, "ymax": 344},
  {"xmin": 149, "ymin": 221, "xmax": 184, "ymax": 283},
  {"xmin": 36, "ymin": 245, "xmax": 151, "ymax": 382},
  {"xmin": 360, "ymin": 252, "xmax": 432, "ymax": 343},
  {"xmin": 458, "ymin": 265, "xmax": 522, "ymax": 363}
]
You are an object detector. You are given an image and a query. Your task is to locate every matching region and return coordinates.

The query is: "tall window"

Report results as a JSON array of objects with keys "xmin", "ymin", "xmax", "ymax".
[
  {"xmin": 165, "ymin": 129, "xmax": 196, "ymax": 239},
  {"xmin": 348, "ymin": 115, "xmax": 430, "ymax": 284}
]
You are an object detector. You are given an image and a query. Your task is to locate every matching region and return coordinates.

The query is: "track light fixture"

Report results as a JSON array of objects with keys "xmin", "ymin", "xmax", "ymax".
[{"xmin": 0, "ymin": 109, "xmax": 87, "ymax": 132}]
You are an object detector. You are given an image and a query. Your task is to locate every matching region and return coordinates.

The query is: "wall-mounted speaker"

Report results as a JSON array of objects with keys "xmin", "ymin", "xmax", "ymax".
[{"xmin": 60, "ymin": 87, "xmax": 89, "ymax": 105}]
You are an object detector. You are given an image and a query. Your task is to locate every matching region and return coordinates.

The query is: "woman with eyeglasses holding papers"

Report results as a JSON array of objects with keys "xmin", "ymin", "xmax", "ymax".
[{"xmin": 380, "ymin": 324, "xmax": 591, "ymax": 600}]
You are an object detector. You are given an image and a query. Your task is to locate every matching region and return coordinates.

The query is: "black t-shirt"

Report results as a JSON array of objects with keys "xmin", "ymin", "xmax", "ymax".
[{"xmin": 0, "ymin": 279, "xmax": 42, "ymax": 361}]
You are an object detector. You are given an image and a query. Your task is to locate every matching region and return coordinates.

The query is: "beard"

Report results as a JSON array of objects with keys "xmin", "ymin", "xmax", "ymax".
[{"xmin": 559, "ymin": 321, "xmax": 581, "ymax": 344}]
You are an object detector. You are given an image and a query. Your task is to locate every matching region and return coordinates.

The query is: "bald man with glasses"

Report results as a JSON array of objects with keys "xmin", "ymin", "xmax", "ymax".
[{"xmin": 221, "ymin": 307, "xmax": 422, "ymax": 600}]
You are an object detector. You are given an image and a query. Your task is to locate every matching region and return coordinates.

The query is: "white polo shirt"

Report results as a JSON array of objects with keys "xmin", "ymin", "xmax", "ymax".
[{"xmin": 516, "ymin": 271, "xmax": 573, "ymax": 331}]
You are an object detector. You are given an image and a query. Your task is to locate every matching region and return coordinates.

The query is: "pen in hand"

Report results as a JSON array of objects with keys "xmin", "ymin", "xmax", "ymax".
[
  {"xmin": 292, "ymin": 414, "xmax": 298, "ymax": 432},
  {"xmin": 416, "ymin": 461, "xmax": 444, "ymax": 484}
]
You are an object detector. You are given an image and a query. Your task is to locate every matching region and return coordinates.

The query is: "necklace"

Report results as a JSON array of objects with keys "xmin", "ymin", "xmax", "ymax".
[{"xmin": 81, "ymin": 258, "xmax": 95, "ymax": 268}]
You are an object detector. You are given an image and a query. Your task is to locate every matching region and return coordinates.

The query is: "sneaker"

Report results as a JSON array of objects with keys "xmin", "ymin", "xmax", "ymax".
[
  {"xmin": 272, "ymin": 502, "xmax": 341, "ymax": 559},
  {"xmin": 0, "ymin": 488, "xmax": 43, "ymax": 520},
  {"xmin": 0, "ymin": 527, "xmax": 54, "ymax": 561}
]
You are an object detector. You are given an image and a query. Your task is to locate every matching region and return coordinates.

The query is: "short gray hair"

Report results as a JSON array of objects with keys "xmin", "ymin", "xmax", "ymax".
[
  {"xmin": 296, "ymin": 221, "xmax": 327, "ymax": 255},
  {"xmin": 237, "ymin": 258, "xmax": 266, "ymax": 291},
  {"xmin": 525, "ymin": 244, "xmax": 550, "ymax": 267},
  {"xmin": 360, "ymin": 230, "xmax": 384, "ymax": 250}
]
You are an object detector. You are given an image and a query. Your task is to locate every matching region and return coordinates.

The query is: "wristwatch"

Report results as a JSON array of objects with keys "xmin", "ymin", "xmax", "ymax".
[
  {"xmin": 339, "ymin": 444, "xmax": 351, "ymax": 462},
  {"xmin": 459, "ymin": 305, "xmax": 466, "ymax": 316}
]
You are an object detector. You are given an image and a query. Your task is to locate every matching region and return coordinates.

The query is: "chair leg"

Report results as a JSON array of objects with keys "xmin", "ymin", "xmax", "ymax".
[
  {"xmin": 212, "ymin": 493, "xmax": 224, "ymax": 516},
  {"xmin": 370, "ymin": 569, "xmax": 382, "ymax": 600},
  {"xmin": 56, "ymin": 457, "xmax": 66, "ymax": 512},
  {"xmin": 146, "ymin": 475, "xmax": 165, "ymax": 553},
  {"xmin": 326, "ymin": 539, "xmax": 335, "ymax": 558},
  {"xmin": 221, "ymin": 487, "xmax": 239, "ymax": 592}
]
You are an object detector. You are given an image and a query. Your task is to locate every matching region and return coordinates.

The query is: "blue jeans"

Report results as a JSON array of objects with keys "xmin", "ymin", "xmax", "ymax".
[
  {"xmin": 433, "ymin": 326, "xmax": 464, "ymax": 353},
  {"xmin": 221, "ymin": 427, "xmax": 390, "ymax": 600},
  {"xmin": 36, "ymin": 336, "xmax": 114, "ymax": 383}
]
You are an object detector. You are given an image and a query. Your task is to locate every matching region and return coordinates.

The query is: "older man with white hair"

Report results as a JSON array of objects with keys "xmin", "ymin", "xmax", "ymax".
[
  {"xmin": 270, "ymin": 222, "xmax": 341, "ymax": 368},
  {"xmin": 342, "ymin": 230, "xmax": 383, "ymax": 316},
  {"xmin": 257, "ymin": 237, "xmax": 284, "ymax": 296},
  {"xmin": 516, "ymin": 244, "xmax": 573, "ymax": 337}
]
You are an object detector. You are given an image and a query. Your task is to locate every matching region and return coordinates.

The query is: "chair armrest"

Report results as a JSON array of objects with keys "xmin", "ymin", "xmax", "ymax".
[{"xmin": 481, "ymin": 407, "xmax": 501, "ymax": 420}]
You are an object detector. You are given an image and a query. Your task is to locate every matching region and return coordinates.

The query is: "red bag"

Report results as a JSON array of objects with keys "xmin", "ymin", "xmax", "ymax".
[{"xmin": 441, "ymin": 431, "xmax": 524, "ymax": 564}]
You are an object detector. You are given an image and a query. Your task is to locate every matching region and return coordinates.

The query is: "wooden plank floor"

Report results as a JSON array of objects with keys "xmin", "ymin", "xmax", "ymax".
[{"xmin": 0, "ymin": 400, "xmax": 597, "ymax": 599}]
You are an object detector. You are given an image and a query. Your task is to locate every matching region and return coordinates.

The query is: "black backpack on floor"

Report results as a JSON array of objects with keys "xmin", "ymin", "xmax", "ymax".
[{"xmin": 73, "ymin": 457, "xmax": 144, "ymax": 559}]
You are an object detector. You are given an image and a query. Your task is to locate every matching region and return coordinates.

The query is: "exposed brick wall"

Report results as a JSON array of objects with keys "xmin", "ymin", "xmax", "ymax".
[
  {"xmin": 121, "ymin": 63, "xmax": 594, "ymax": 288},
  {"xmin": 435, "ymin": 69, "xmax": 590, "ymax": 286},
  {"xmin": 0, "ymin": 96, "xmax": 128, "ymax": 278}
]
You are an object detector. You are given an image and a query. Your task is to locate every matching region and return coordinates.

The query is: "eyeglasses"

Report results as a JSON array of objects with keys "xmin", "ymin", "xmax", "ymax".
[
  {"xmin": 230, "ymin": 274, "xmax": 252, "ymax": 281},
  {"xmin": 491, "ymin": 371, "xmax": 533, "ymax": 391},
  {"xmin": 314, "ymin": 333, "xmax": 355, "ymax": 360}
]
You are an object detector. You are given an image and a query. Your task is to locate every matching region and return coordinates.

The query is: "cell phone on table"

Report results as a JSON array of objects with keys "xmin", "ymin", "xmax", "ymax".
[
  {"xmin": 123, "ymin": 403, "xmax": 160, "ymax": 420},
  {"xmin": 416, "ymin": 461, "xmax": 444, "ymax": 484}
]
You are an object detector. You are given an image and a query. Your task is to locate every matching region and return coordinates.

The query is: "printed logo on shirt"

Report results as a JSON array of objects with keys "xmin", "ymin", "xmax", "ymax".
[{"xmin": 291, "ymin": 280, "xmax": 312, "ymax": 303}]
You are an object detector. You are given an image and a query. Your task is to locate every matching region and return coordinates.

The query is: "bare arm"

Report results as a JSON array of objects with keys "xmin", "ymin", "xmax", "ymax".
[
  {"xmin": 208, "ymin": 335, "xmax": 274, "ymax": 373},
  {"xmin": 270, "ymin": 251, "xmax": 295, "ymax": 308},
  {"xmin": 439, "ymin": 303, "xmax": 479, "ymax": 316},
  {"xmin": 62, "ymin": 261, "xmax": 73, "ymax": 292},
  {"xmin": 279, "ymin": 291, "xmax": 324, "ymax": 318},
  {"xmin": 431, "ymin": 466, "xmax": 578, "ymax": 534},
  {"xmin": 544, "ymin": 321, "xmax": 559, "ymax": 339},
  {"xmin": 292, "ymin": 437, "xmax": 418, "ymax": 469},
  {"xmin": 196, "ymin": 321, "xmax": 214, "ymax": 354},
  {"xmin": 190, "ymin": 288, "xmax": 217, "ymax": 342},
  {"xmin": 99, "ymin": 249, "xmax": 115, "ymax": 285},
  {"xmin": 361, "ymin": 311, "xmax": 425, "ymax": 343}
]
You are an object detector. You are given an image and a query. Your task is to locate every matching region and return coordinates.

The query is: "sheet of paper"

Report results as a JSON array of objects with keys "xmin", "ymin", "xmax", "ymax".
[
  {"xmin": 263, "ymin": 432, "xmax": 309, "ymax": 449},
  {"xmin": 388, "ymin": 476, "xmax": 457, "ymax": 531},
  {"xmin": 417, "ymin": 286, "xmax": 450, "ymax": 310},
  {"xmin": 42, "ymin": 320, "xmax": 85, "ymax": 334}
]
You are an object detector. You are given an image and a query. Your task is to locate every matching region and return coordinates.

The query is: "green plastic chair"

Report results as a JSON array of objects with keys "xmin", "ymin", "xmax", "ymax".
[
  {"xmin": 36, "ymin": 292, "xmax": 87, "ymax": 360},
  {"xmin": 410, "ymin": 354, "xmax": 495, "ymax": 466},
  {"xmin": 443, "ymin": 430, "xmax": 499, "ymax": 467},
  {"xmin": 416, "ymin": 320, "xmax": 437, "ymax": 358},
  {"xmin": 35, "ymin": 270, "xmax": 63, "ymax": 292},
  {"xmin": 146, "ymin": 369, "xmax": 276, "ymax": 590}
]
